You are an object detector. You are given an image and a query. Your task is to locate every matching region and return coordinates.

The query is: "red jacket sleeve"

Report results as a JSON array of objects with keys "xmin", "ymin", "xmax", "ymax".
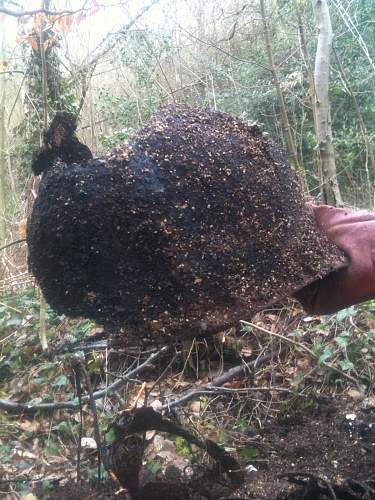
[{"xmin": 293, "ymin": 204, "xmax": 375, "ymax": 314}]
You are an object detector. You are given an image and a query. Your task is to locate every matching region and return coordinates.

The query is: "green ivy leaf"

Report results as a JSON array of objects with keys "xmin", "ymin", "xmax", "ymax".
[
  {"xmin": 44, "ymin": 439, "xmax": 59, "ymax": 455},
  {"xmin": 56, "ymin": 421, "xmax": 69, "ymax": 434},
  {"xmin": 241, "ymin": 447, "xmax": 258, "ymax": 461},
  {"xmin": 51, "ymin": 375, "xmax": 69, "ymax": 387},
  {"xmin": 147, "ymin": 461, "xmax": 161, "ymax": 474},
  {"xmin": 105, "ymin": 428, "xmax": 116, "ymax": 444},
  {"xmin": 339, "ymin": 360, "xmax": 355, "ymax": 371},
  {"xmin": 6, "ymin": 316, "xmax": 22, "ymax": 327},
  {"xmin": 319, "ymin": 348, "xmax": 333, "ymax": 364},
  {"xmin": 336, "ymin": 306, "xmax": 356, "ymax": 322},
  {"xmin": 218, "ymin": 430, "xmax": 228, "ymax": 444},
  {"xmin": 335, "ymin": 336, "xmax": 349, "ymax": 349}
]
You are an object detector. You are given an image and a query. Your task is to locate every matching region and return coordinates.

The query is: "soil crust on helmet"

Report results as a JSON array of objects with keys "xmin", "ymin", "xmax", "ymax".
[{"xmin": 27, "ymin": 105, "xmax": 346, "ymax": 338}]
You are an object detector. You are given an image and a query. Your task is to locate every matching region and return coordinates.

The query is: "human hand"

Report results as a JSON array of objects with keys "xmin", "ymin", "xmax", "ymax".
[{"xmin": 294, "ymin": 204, "xmax": 375, "ymax": 314}]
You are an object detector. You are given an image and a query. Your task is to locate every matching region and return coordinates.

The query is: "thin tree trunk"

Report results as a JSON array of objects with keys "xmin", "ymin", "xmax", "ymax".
[
  {"xmin": 259, "ymin": 0, "xmax": 307, "ymax": 190},
  {"xmin": 0, "ymin": 28, "xmax": 7, "ymax": 244},
  {"xmin": 6, "ymin": 130, "xmax": 18, "ymax": 206},
  {"xmin": 312, "ymin": 0, "xmax": 342, "ymax": 206},
  {"xmin": 38, "ymin": 0, "xmax": 49, "ymax": 352},
  {"xmin": 294, "ymin": 0, "xmax": 323, "ymax": 196}
]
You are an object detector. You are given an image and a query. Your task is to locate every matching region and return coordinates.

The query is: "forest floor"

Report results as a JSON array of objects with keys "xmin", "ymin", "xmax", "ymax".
[{"xmin": 0, "ymin": 288, "xmax": 374, "ymax": 499}]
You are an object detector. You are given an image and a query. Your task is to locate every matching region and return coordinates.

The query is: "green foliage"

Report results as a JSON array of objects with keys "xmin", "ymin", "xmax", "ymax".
[
  {"xmin": 51, "ymin": 374, "xmax": 70, "ymax": 388},
  {"xmin": 173, "ymin": 435, "xmax": 193, "ymax": 461},
  {"xmin": 318, "ymin": 347, "xmax": 333, "ymax": 364},
  {"xmin": 104, "ymin": 428, "xmax": 116, "ymax": 444},
  {"xmin": 0, "ymin": 444, "xmax": 11, "ymax": 463},
  {"xmin": 292, "ymin": 372, "xmax": 305, "ymax": 391},
  {"xmin": 240, "ymin": 446, "xmax": 258, "ymax": 461},
  {"xmin": 0, "ymin": 288, "xmax": 62, "ymax": 377},
  {"xmin": 336, "ymin": 306, "xmax": 357, "ymax": 322},
  {"xmin": 233, "ymin": 418, "xmax": 256, "ymax": 434},
  {"xmin": 91, "ymin": 1, "xmax": 374, "ymax": 205},
  {"xmin": 70, "ymin": 320, "xmax": 96, "ymax": 341},
  {"xmin": 87, "ymin": 463, "xmax": 108, "ymax": 481},
  {"xmin": 218, "ymin": 430, "xmax": 228, "ymax": 445},
  {"xmin": 44, "ymin": 436, "xmax": 59, "ymax": 455},
  {"xmin": 97, "ymin": 31, "xmax": 171, "ymax": 147},
  {"xmin": 292, "ymin": 300, "xmax": 374, "ymax": 385},
  {"xmin": 146, "ymin": 460, "xmax": 162, "ymax": 474},
  {"xmin": 52, "ymin": 420, "xmax": 70, "ymax": 436}
]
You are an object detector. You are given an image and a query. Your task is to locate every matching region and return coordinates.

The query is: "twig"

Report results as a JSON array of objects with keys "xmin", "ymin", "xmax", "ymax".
[
  {"xmin": 0, "ymin": 238, "xmax": 26, "ymax": 252},
  {"xmin": 0, "ymin": 475, "xmax": 63, "ymax": 485},
  {"xmin": 96, "ymin": 0, "xmax": 158, "ymax": 58},
  {"xmin": 209, "ymin": 386, "xmax": 295, "ymax": 394},
  {"xmin": 0, "ymin": 70, "xmax": 25, "ymax": 75},
  {"xmin": 38, "ymin": 0, "xmax": 49, "ymax": 353},
  {"xmin": 162, "ymin": 352, "xmax": 274, "ymax": 410},
  {"xmin": 144, "ymin": 351, "xmax": 179, "ymax": 406},
  {"xmin": 163, "ymin": 386, "xmax": 296, "ymax": 409},
  {"xmin": 76, "ymin": 0, "xmax": 160, "ymax": 113},
  {"xmin": 123, "ymin": 407, "xmax": 244, "ymax": 488},
  {"xmin": 0, "ymin": 301, "xmax": 23, "ymax": 314},
  {"xmin": 0, "ymin": 346, "xmax": 170, "ymax": 413},
  {"xmin": 241, "ymin": 321, "xmax": 360, "ymax": 388},
  {"xmin": 179, "ymin": 25, "xmax": 270, "ymax": 72}
]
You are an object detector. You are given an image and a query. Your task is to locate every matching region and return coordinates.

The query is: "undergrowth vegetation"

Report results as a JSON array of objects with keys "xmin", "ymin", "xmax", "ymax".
[{"xmin": 0, "ymin": 287, "xmax": 374, "ymax": 497}]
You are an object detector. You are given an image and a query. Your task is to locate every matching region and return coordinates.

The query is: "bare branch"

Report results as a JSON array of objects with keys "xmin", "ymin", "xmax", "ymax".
[
  {"xmin": 0, "ymin": 346, "xmax": 170, "ymax": 414},
  {"xmin": 0, "ymin": 238, "xmax": 26, "ymax": 252},
  {"xmin": 179, "ymin": 25, "xmax": 270, "ymax": 73},
  {"xmin": 0, "ymin": 6, "xmax": 91, "ymax": 17},
  {"xmin": 162, "ymin": 352, "xmax": 275, "ymax": 410},
  {"xmin": 84, "ymin": 0, "xmax": 160, "ymax": 71},
  {"xmin": 75, "ymin": 0, "xmax": 160, "ymax": 114},
  {"xmin": 0, "ymin": 71, "xmax": 25, "ymax": 76}
]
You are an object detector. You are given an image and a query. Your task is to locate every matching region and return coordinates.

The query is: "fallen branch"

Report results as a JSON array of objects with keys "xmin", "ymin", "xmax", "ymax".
[
  {"xmin": 0, "ymin": 346, "xmax": 170, "ymax": 414},
  {"xmin": 114, "ymin": 407, "xmax": 244, "ymax": 489},
  {"xmin": 241, "ymin": 320, "xmax": 360, "ymax": 388},
  {"xmin": 162, "ymin": 352, "xmax": 275, "ymax": 410},
  {"xmin": 163, "ymin": 386, "xmax": 295, "ymax": 409}
]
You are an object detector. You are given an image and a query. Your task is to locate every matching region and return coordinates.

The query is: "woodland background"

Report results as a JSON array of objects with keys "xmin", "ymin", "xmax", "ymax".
[
  {"xmin": 1, "ymin": 0, "xmax": 375, "ymax": 254},
  {"xmin": 0, "ymin": 1, "xmax": 374, "ymax": 498}
]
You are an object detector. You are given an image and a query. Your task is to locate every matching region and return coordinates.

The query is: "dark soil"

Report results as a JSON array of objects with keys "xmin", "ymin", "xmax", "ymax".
[
  {"xmin": 40, "ymin": 397, "xmax": 375, "ymax": 500},
  {"xmin": 237, "ymin": 396, "xmax": 375, "ymax": 499},
  {"xmin": 27, "ymin": 105, "xmax": 346, "ymax": 338}
]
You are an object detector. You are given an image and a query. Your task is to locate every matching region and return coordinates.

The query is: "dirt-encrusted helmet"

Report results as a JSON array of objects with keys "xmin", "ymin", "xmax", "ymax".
[{"xmin": 27, "ymin": 105, "xmax": 345, "ymax": 339}]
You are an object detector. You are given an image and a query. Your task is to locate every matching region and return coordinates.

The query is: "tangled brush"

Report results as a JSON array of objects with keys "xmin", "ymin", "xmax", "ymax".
[{"xmin": 27, "ymin": 105, "xmax": 345, "ymax": 338}]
